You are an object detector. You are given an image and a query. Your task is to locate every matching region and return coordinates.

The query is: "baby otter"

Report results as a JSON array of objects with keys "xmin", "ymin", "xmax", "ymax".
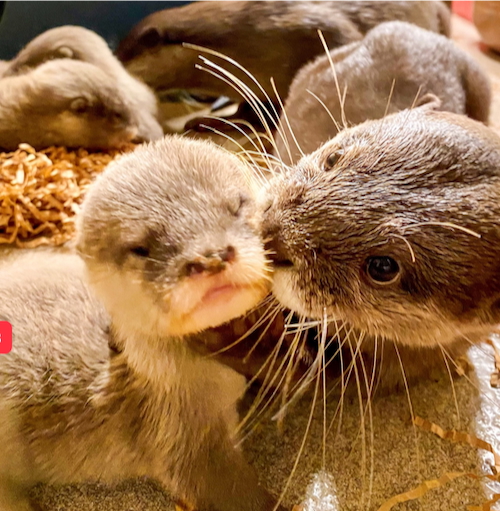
[
  {"xmin": 117, "ymin": 1, "xmax": 449, "ymax": 107},
  {"xmin": 274, "ymin": 21, "xmax": 491, "ymax": 164},
  {"xmin": 0, "ymin": 137, "xmax": 282, "ymax": 511},
  {"xmin": 4, "ymin": 25, "xmax": 163, "ymax": 142},
  {"xmin": 262, "ymin": 101, "xmax": 500, "ymax": 390},
  {"xmin": 0, "ymin": 59, "xmax": 138, "ymax": 151}
]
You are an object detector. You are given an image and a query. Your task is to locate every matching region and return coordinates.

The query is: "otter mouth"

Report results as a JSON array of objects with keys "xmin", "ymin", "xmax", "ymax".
[{"xmin": 200, "ymin": 283, "xmax": 244, "ymax": 305}]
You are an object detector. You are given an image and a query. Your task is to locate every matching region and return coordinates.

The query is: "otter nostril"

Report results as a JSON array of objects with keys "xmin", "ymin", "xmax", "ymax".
[
  {"xmin": 219, "ymin": 246, "xmax": 236, "ymax": 263},
  {"xmin": 264, "ymin": 237, "xmax": 293, "ymax": 268},
  {"xmin": 185, "ymin": 261, "xmax": 207, "ymax": 276}
]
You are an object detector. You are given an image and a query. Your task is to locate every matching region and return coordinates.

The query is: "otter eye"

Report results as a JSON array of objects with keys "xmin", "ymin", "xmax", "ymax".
[
  {"xmin": 70, "ymin": 98, "xmax": 88, "ymax": 114},
  {"xmin": 129, "ymin": 246, "xmax": 150, "ymax": 258},
  {"xmin": 229, "ymin": 193, "xmax": 249, "ymax": 217},
  {"xmin": 366, "ymin": 256, "xmax": 400, "ymax": 284},
  {"xmin": 324, "ymin": 150, "xmax": 343, "ymax": 171}
]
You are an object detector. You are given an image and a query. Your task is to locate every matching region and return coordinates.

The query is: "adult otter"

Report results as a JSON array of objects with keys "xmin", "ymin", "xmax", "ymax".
[{"xmin": 116, "ymin": 1, "xmax": 450, "ymax": 130}]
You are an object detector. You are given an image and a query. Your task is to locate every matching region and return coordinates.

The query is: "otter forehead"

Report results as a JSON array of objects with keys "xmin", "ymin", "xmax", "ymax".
[
  {"xmin": 307, "ymin": 110, "xmax": 500, "ymax": 190},
  {"xmin": 7, "ymin": 26, "xmax": 110, "ymax": 73},
  {"xmin": 79, "ymin": 137, "xmax": 254, "ymax": 255}
]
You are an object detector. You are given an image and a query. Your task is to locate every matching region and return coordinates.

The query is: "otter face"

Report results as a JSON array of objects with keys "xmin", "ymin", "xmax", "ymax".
[
  {"xmin": 25, "ymin": 60, "xmax": 137, "ymax": 149},
  {"xmin": 77, "ymin": 136, "xmax": 271, "ymax": 338},
  {"xmin": 262, "ymin": 108, "xmax": 500, "ymax": 348}
]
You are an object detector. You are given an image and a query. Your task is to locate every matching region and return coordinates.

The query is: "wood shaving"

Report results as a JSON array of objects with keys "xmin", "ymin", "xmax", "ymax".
[
  {"xmin": 377, "ymin": 417, "xmax": 500, "ymax": 510},
  {"xmin": 0, "ymin": 144, "xmax": 134, "ymax": 248}
]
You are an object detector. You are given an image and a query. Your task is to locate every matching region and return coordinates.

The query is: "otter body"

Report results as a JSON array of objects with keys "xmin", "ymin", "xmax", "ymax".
[
  {"xmin": 0, "ymin": 137, "xmax": 280, "ymax": 511},
  {"xmin": 0, "ymin": 59, "xmax": 138, "ymax": 150},
  {"xmin": 117, "ymin": 1, "xmax": 449, "ymax": 104},
  {"xmin": 263, "ymin": 104, "xmax": 500, "ymax": 389},
  {"xmin": 4, "ymin": 26, "xmax": 162, "ymax": 142},
  {"xmin": 274, "ymin": 21, "xmax": 491, "ymax": 164}
]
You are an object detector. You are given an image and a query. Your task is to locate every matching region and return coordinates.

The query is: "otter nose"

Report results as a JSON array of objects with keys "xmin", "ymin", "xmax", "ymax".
[{"xmin": 184, "ymin": 246, "xmax": 236, "ymax": 276}]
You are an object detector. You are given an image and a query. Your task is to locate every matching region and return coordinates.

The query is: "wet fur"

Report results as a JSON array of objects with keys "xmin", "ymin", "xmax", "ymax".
[
  {"xmin": 0, "ymin": 137, "xmax": 282, "ymax": 511},
  {"xmin": 3, "ymin": 25, "xmax": 162, "ymax": 142},
  {"xmin": 274, "ymin": 21, "xmax": 491, "ymax": 164},
  {"xmin": 0, "ymin": 59, "xmax": 137, "ymax": 150}
]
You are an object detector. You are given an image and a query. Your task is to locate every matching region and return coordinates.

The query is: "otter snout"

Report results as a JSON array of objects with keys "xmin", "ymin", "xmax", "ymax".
[{"xmin": 184, "ymin": 246, "xmax": 236, "ymax": 276}]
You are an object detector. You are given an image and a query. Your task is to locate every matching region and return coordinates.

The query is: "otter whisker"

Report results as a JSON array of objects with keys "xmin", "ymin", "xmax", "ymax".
[
  {"xmin": 194, "ymin": 61, "xmax": 277, "ymax": 146},
  {"xmin": 410, "ymin": 84, "xmax": 424, "ymax": 109},
  {"xmin": 207, "ymin": 301, "xmax": 281, "ymax": 358},
  {"xmin": 438, "ymin": 343, "xmax": 461, "ymax": 428},
  {"xmin": 184, "ymin": 43, "xmax": 282, "ymax": 126},
  {"xmin": 383, "ymin": 78, "xmax": 397, "ymax": 119},
  {"xmin": 392, "ymin": 233, "xmax": 416, "ymax": 263},
  {"xmin": 273, "ymin": 313, "xmax": 326, "ymax": 511},
  {"xmin": 192, "ymin": 121, "xmax": 267, "ymax": 182},
  {"xmin": 317, "ymin": 29, "xmax": 347, "ymax": 129},
  {"xmin": 306, "ymin": 89, "xmax": 341, "ymax": 133},
  {"xmin": 344, "ymin": 331, "xmax": 368, "ymax": 505},
  {"xmin": 195, "ymin": 57, "xmax": 281, "ymax": 146},
  {"xmin": 403, "ymin": 221, "xmax": 481, "ymax": 239},
  {"xmin": 393, "ymin": 342, "xmax": 421, "ymax": 475},
  {"xmin": 238, "ymin": 314, "xmax": 307, "ymax": 439},
  {"xmin": 270, "ymin": 76, "xmax": 305, "ymax": 165}
]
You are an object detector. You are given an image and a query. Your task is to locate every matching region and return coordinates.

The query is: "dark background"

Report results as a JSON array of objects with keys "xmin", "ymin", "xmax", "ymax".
[{"xmin": 0, "ymin": 1, "xmax": 191, "ymax": 60}]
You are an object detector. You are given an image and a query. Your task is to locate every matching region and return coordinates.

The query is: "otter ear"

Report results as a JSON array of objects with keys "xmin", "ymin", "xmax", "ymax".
[
  {"xmin": 413, "ymin": 93, "xmax": 442, "ymax": 111},
  {"xmin": 70, "ymin": 97, "xmax": 88, "ymax": 114},
  {"xmin": 56, "ymin": 46, "xmax": 74, "ymax": 59},
  {"xmin": 137, "ymin": 26, "xmax": 162, "ymax": 49}
]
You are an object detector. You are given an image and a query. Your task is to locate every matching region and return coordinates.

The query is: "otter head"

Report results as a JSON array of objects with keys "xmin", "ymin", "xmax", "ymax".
[
  {"xmin": 77, "ymin": 136, "xmax": 271, "ymax": 340},
  {"xmin": 261, "ymin": 105, "xmax": 500, "ymax": 349},
  {"xmin": 5, "ymin": 26, "xmax": 114, "ymax": 77},
  {"xmin": 23, "ymin": 59, "xmax": 138, "ymax": 149}
]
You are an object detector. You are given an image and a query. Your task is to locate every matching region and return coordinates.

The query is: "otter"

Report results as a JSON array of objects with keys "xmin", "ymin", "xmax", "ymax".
[
  {"xmin": 274, "ymin": 21, "xmax": 492, "ymax": 164},
  {"xmin": 0, "ymin": 59, "xmax": 139, "ymax": 151},
  {"xmin": 116, "ymin": 1, "xmax": 450, "ymax": 128},
  {"xmin": 3, "ymin": 26, "xmax": 163, "ymax": 142},
  {"xmin": 0, "ymin": 136, "xmax": 283, "ymax": 511},
  {"xmin": 261, "ymin": 101, "xmax": 500, "ymax": 390}
]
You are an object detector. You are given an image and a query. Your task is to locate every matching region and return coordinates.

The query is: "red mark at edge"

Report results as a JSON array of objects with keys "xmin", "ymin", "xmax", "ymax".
[{"xmin": 0, "ymin": 321, "xmax": 12, "ymax": 354}]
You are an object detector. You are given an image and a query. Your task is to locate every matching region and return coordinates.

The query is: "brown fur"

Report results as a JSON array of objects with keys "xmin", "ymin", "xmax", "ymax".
[
  {"xmin": 3, "ymin": 26, "xmax": 163, "ymax": 142},
  {"xmin": 0, "ymin": 59, "xmax": 138, "ymax": 151},
  {"xmin": 262, "ymin": 104, "xmax": 500, "ymax": 390},
  {"xmin": 117, "ymin": 1, "xmax": 450, "ymax": 104},
  {"xmin": 0, "ymin": 137, "xmax": 284, "ymax": 511},
  {"xmin": 274, "ymin": 21, "xmax": 491, "ymax": 164}
]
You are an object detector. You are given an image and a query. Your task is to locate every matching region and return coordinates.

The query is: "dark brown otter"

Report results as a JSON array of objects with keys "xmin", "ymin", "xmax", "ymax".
[
  {"xmin": 261, "ymin": 102, "xmax": 500, "ymax": 390},
  {"xmin": 116, "ymin": 1, "xmax": 450, "ymax": 131}
]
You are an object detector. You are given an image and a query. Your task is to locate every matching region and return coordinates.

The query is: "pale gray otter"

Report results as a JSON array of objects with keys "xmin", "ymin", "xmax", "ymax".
[
  {"xmin": 4, "ymin": 25, "xmax": 163, "ymax": 142},
  {"xmin": 0, "ymin": 59, "xmax": 138, "ymax": 151},
  {"xmin": 261, "ymin": 102, "xmax": 500, "ymax": 391},
  {"xmin": 117, "ymin": 1, "xmax": 450, "ymax": 106},
  {"xmin": 274, "ymin": 21, "xmax": 491, "ymax": 164},
  {"xmin": 0, "ymin": 137, "xmax": 283, "ymax": 511}
]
